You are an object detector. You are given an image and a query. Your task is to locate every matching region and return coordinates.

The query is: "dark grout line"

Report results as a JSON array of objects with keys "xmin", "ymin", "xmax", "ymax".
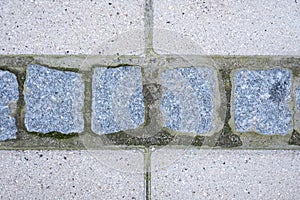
[
  {"xmin": 143, "ymin": 1, "xmax": 155, "ymax": 197},
  {"xmin": 144, "ymin": 147, "xmax": 152, "ymax": 200},
  {"xmin": 144, "ymin": 0, "xmax": 154, "ymax": 55},
  {"xmin": 82, "ymin": 69, "xmax": 93, "ymax": 135}
]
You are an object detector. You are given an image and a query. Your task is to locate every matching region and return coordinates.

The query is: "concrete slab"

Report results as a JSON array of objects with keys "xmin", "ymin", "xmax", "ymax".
[
  {"xmin": 0, "ymin": 150, "xmax": 144, "ymax": 199},
  {"xmin": 0, "ymin": 0, "xmax": 145, "ymax": 55},
  {"xmin": 153, "ymin": 0, "xmax": 300, "ymax": 55},
  {"xmin": 152, "ymin": 149, "xmax": 300, "ymax": 199}
]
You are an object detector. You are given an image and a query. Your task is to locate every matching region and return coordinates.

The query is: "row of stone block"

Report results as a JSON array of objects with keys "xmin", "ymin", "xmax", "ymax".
[{"xmin": 0, "ymin": 65, "xmax": 299, "ymax": 141}]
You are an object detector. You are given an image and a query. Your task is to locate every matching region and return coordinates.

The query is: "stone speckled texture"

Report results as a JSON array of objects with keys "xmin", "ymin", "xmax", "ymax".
[
  {"xmin": 0, "ymin": 0, "xmax": 145, "ymax": 55},
  {"xmin": 152, "ymin": 149, "xmax": 300, "ymax": 199},
  {"xmin": 92, "ymin": 66, "xmax": 144, "ymax": 134},
  {"xmin": 24, "ymin": 65, "xmax": 84, "ymax": 134},
  {"xmin": 234, "ymin": 68, "xmax": 292, "ymax": 135},
  {"xmin": 154, "ymin": 0, "xmax": 300, "ymax": 55},
  {"xmin": 0, "ymin": 70, "xmax": 18, "ymax": 141},
  {"xmin": 160, "ymin": 67, "xmax": 217, "ymax": 134},
  {"xmin": 296, "ymin": 87, "xmax": 300, "ymax": 110},
  {"xmin": 0, "ymin": 150, "xmax": 144, "ymax": 199}
]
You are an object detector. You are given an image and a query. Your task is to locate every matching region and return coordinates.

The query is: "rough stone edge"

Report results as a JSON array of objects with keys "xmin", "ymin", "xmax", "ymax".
[{"xmin": 0, "ymin": 55, "xmax": 299, "ymax": 150}]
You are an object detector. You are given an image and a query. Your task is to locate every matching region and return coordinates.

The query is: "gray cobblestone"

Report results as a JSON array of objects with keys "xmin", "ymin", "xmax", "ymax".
[
  {"xmin": 0, "ymin": 70, "xmax": 18, "ymax": 141},
  {"xmin": 295, "ymin": 87, "xmax": 300, "ymax": 110},
  {"xmin": 24, "ymin": 65, "xmax": 84, "ymax": 134},
  {"xmin": 160, "ymin": 67, "xmax": 217, "ymax": 134},
  {"xmin": 233, "ymin": 68, "xmax": 292, "ymax": 135},
  {"xmin": 92, "ymin": 66, "xmax": 144, "ymax": 134}
]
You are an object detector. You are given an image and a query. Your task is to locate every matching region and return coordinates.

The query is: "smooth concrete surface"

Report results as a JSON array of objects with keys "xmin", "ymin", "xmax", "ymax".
[
  {"xmin": 152, "ymin": 149, "xmax": 300, "ymax": 199},
  {"xmin": 0, "ymin": 150, "xmax": 144, "ymax": 199},
  {"xmin": 0, "ymin": 0, "xmax": 145, "ymax": 55},
  {"xmin": 153, "ymin": 0, "xmax": 300, "ymax": 55}
]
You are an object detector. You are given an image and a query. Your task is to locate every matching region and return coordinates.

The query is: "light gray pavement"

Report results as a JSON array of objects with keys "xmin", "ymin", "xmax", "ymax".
[
  {"xmin": 0, "ymin": 0, "xmax": 145, "ymax": 55},
  {"xmin": 0, "ymin": 150, "xmax": 144, "ymax": 199},
  {"xmin": 152, "ymin": 149, "xmax": 300, "ymax": 199},
  {"xmin": 153, "ymin": 0, "xmax": 300, "ymax": 55},
  {"xmin": 0, "ymin": 0, "xmax": 300, "ymax": 199}
]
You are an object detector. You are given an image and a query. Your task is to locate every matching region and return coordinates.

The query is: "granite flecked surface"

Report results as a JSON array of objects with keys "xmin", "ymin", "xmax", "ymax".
[
  {"xmin": 160, "ymin": 67, "xmax": 216, "ymax": 134},
  {"xmin": 0, "ymin": 70, "xmax": 18, "ymax": 140},
  {"xmin": 92, "ymin": 66, "xmax": 145, "ymax": 134},
  {"xmin": 24, "ymin": 65, "xmax": 84, "ymax": 134},
  {"xmin": 234, "ymin": 68, "xmax": 292, "ymax": 135}
]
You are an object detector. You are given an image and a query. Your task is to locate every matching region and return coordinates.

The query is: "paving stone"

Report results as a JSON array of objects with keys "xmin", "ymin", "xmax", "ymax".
[
  {"xmin": 152, "ymin": 149, "xmax": 300, "ymax": 199},
  {"xmin": 0, "ymin": 70, "xmax": 18, "ymax": 141},
  {"xmin": 153, "ymin": 0, "xmax": 299, "ymax": 55},
  {"xmin": 160, "ymin": 67, "xmax": 217, "ymax": 134},
  {"xmin": 296, "ymin": 87, "xmax": 300, "ymax": 110},
  {"xmin": 233, "ymin": 68, "xmax": 292, "ymax": 135},
  {"xmin": 92, "ymin": 66, "xmax": 144, "ymax": 134},
  {"xmin": 0, "ymin": 150, "xmax": 144, "ymax": 199},
  {"xmin": 24, "ymin": 65, "xmax": 84, "ymax": 134},
  {"xmin": 0, "ymin": 0, "xmax": 145, "ymax": 55}
]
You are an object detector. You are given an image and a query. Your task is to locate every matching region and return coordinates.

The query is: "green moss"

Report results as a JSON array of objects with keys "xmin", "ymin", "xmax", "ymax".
[
  {"xmin": 216, "ymin": 125, "xmax": 242, "ymax": 147},
  {"xmin": 1, "ymin": 55, "xmax": 299, "ymax": 149},
  {"xmin": 191, "ymin": 135, "xmax": 205, "ymax": 146},
  {"xmin": 0, "ymin": 55, "xmax": 35, "ymax": 68},
  {"xmin": 29, "ymin": 131, "xmax": 79, "ymax": 139},
  {"xmin": 31, "ymin": 61, "xmax": 80, "ymax": 73},
  {"xmin": 289, "ymin": 130, "xmax": 300, "ymax": 146},
  {"xmin": 104, "ymin": 130, "xmax": 174, "ymax": 147},
  {"xmin": 216, "ymin": 68, "xmax": 242, "ymax": 147}
]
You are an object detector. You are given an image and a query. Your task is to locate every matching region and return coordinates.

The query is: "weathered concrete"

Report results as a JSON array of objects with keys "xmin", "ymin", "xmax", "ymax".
[
  {"xmin": 0, "ymin": 0, "xmax": 145, "ymax": 55},
  {"xmin": 153, "ymin": 0, "xmax": 300, "ymax": 55},
  {"xmin": 152, "ymin": 149, "xmax": 300, "ymax": 199},
  {"xmin": 0, "ymin": 150, "xmax": 145, "ymax": 199}
]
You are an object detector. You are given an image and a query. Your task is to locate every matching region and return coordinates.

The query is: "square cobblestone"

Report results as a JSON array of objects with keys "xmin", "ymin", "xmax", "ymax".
[
  {"xmin": 295, "ymin": 87, "xmax": 300, "ymax": 110},
  {"xmin": 92, "ymin": 66, "xmax": 144, "ymax": 134},
  {"xmin": 0, "ymin": 70, "xmax": 18, "ymax": 141},
  {"xmin": 160, "ymin": 67, "xmax": 217, "ymax": 134},
  {"xmin": 24, "ymin": 65, "xmax": 84, "ymax": 134},
  {"xmin": 233, "ymin": 68, "xmax": 292, "ymax": 135}
]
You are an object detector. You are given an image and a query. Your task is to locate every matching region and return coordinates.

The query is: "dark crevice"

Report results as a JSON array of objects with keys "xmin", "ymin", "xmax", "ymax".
[
  {"xmin": 289, "ymin": 130, "xmax": 300, "ymax": 146},
  {"xmin": 216, "ymin": 69, "xmax": 242, "ymax": 147},
  {"xmin": 28, "ymin": 131, "xmax": 79, "ymax": 140},
  {"xmin": 105, "ymin": 130, "xmax": 174, "ymax": 147}
]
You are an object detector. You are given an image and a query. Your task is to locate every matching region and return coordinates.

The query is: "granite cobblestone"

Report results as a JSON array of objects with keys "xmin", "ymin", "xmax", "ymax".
[
  {"xmin": 0, "ymin": 62, "xmax": 299, "ymax": 146},
  {"xmin": 0, "ymin": 70, "xmax": 19, "ymax": 140}
]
